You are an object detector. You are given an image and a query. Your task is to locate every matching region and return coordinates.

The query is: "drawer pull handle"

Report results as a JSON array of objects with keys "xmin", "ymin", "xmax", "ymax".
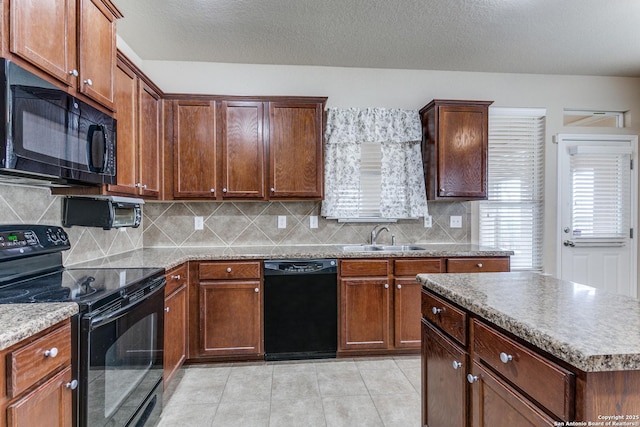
[
  {"xmin": 477, "ymin": 263, "xmax": 483, "ymax": 268},
  {"xmin": 500, "ymin": 352, "xmax": 513, "ymax": 363},
  {"xmin": 170, "ymin": 274, "xmax": 181, "ymax": 280},
  {"xmin": 467, "ymin": 374, "xmax": 479, "ymax": 384},
  {"xmin": 254, "ymin": 288, "xmax": 259, "ymax": 293},
  {"xmin": 44, "ymin": 347, "xmax": 58, "ymax": 358},
  {"xmin": 226, "ymin": 267, "xmax": 232, "ymax": 273},
  {"xmin": 452, "ymin": 361, "xmax": 463, "ymax": 370},
  {"xmin": 66, "ymin": 380, "xmax": 78, "ymax": 390},
  {"xmin": 431, "ymin": 307, "xmax": 442, "ymax": 315}
]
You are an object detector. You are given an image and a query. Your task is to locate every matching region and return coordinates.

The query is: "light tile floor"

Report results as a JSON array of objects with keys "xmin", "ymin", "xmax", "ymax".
[{"xmin": 157, "ymin": 356, "xmax": 421, "ymax": 427}]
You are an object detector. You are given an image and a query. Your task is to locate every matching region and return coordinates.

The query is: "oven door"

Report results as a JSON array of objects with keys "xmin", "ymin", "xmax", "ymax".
[{"xmin": 79, "ymin": 282, "xmax": 164, "ymax": 427}]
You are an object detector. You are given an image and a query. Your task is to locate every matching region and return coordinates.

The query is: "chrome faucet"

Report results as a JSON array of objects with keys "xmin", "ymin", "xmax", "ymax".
[{"xmin": 370, "ymin": 225, "xmax": 390, "ymax": 246}]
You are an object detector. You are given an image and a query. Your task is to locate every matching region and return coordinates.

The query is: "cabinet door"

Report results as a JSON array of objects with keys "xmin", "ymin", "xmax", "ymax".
[
  {"xmin": 164, "ymin": 284, "xmax": 187, "ymax": 388},
  {"xmin": 7, "ymin": 366, "xmax": 73, "ymax": 427},
  {"xmin": 393, "ymin": 278, "xmax": 422, "ymax": 349},
  {"xmin": 199, "ymin": 281, "xmax": 262, "ymax": 356},
  {"xmin": 107, "ymin": 58, "xmax": 138, "ymax": 195},
  {"xmin": 469, "ymin": 361, "xmax": 558, "ymax": 427},
  {"xmin": 340, "ymin": 278, "xmax": 390, "ymax": 351},
  {"xmin": 220, "ymin": 101, "xmax": 265, "ymax": 199},
  {"xmin": 437, "ymin": 104, "xmax": 488, "ymax": 199},
  {"xmin": 9, "ymin": 0, "xmax": 77, "ymax": 87},
  {"xmin": 173, "ymin": 100, "xmax": 217, "ymax": 198},
  {"xmin": 268, "ymin": 102, "xmax": 323, "ymax": 199},
  {"xmin": 78, "ymin": 0, "xmax": 117, "ymax": 109},
  {"xmin": 138, "ymin": 82, "xmax": 162, "ymax": 198},
  {"xmin": 422, "ymin": 321, "xmax": 467, "ymax": 427}
]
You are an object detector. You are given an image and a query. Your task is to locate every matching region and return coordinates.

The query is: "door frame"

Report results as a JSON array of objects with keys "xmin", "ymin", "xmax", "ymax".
[{"xmin": 556, "ymin": 133, "xmax": 638, "ymax": 296}]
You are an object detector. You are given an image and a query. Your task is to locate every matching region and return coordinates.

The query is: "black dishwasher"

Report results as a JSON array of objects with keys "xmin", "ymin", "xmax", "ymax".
[{"xmin": 264, "ymin": 259, "xmax": 338, "ymax": 361}]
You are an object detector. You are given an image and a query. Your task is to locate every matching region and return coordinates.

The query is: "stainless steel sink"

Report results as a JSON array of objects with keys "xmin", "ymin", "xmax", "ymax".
[{"xmin": 339, "ymin": 244, "xmax": 426, "ymax": 252}]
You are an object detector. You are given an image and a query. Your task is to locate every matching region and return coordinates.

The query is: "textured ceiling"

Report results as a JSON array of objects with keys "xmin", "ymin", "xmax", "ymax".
[{"xmin": 112, "ymin": 0, "xmax": 640, "ymax": 77}]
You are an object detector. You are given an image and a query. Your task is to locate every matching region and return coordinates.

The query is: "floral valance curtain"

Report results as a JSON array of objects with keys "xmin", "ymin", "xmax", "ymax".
[{"xmin": 321, "ymin": 107, "xmax": 428, "ymax": 219}]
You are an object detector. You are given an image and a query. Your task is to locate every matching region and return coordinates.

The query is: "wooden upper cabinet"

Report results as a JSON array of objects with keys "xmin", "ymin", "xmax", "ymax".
[
  {"xmin": 173, "ymin": 100, "xmax": 217, "ymax": 199},
  {"xmin": 138, "ymin": 81, "xmax": 162, "ymax": 198},
  {"xmin": 268, "ymin": 101, "xmax": 324, "ymax": 199},
  {"xmin": 9, "ymin": 0, "xmax": 78, "ymax": 87},
  {"xmin": 420, "ymin": 100, "xmax": 493, "ymax": 200},
  {"xmin": 220, "ymin": 101, "xmax": 265, "ymax": 199},
  {"xmin": 108, "ymin": 57, "xmax": 137, "ymax": 195},
  {"xmin": 108, "ymin": 54, "xmax": 162, "ymax": 199},
  {"xmin": 78, "ymin": 0, "xmax": 120, "ymax": 110}
]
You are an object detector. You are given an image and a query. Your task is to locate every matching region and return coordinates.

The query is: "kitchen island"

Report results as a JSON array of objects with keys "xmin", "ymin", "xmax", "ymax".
[{"xmin": 418, "ymin": 271, "xmax": 640, "ymax": 426}]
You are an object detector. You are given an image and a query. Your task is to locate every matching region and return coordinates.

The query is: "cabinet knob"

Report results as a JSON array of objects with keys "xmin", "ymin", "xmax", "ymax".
[
  {"xmin": 141, "ymin": 184, "xmax": 148, "ymax": 190},
  {"xmin": 83, "ymin": 78, "xmax": 93, "ymax": 86},
  {"xmin": 270, "ymin": 187, "xmax": 275, "ymax": 193},
  {"xmin": 222, "ymin": 188, "xmax": 227, "ymax": 193},
  {"xmin": 477, "ymin": 263, "xmax": 483, "ymax": 268},
  {"xmin": 164, "ymin": 307, "xmax": 170, "ymax": 313},
  {"xmin": 254, "ymin": 287, "xmax": 259, "ymax": 293},
  {"xmin": 384, "ymin": 283, "xmax": 389, "ymax": 289},
  {"xmin": 440, "ymin": 187, "xmax": 445, "ymax": 192},
  {"xmin": 500, "ymin": 352, "xmax": 513, "ymax": 363},
  {"xmin": 65, "ymin": 380, "xmax": 78, "ymax": 390},
  {"xmin": 431, "ymin": 307, "xmax": 442, "ymax": 315},
  {"xmin": 226, "ymin": 267, "xmax": 232, "ymax": 273},
  {"xmin": 210, "ymin": 188, "xmax": 215, "ymax": 193},
  {"xmin": 44, "ymin": 347, "xmax": 58, "ymax": 358},
  {"xmin": 171, "ymin": 274, "xmax": 181, "ymax": 280},
  {"xmin": 69, "ymin": 69, "xmax": 78, "ymax": 77},
  {"xmin": 467, "ymin": 374, "xmax": 479, "ymax": 384},
  {"xmin": 452, "ymin": 361, "xmax": 463, "ymax": 370},
  {"xmin": 397, "ymin": 284, "xmax": 402, "ymax": 289}
]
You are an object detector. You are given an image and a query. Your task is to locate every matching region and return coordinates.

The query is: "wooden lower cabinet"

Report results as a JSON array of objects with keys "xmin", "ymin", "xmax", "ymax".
[
  {"xmin": 0, "ymin": 319, "xmax": 74, "ymax": 427},
  {"xmin": 191, "ymin": 261, "xmax": 263, "ymax": 360},
  {"xmin": 164, "ymin": 264, "xmax": 188, "ymax": 388},
  {"xmin": 422, "ymin": 320, "xmax": 467, "ymax": 427},
  {"xmin": 468, "ymin": 361, "xmax": 557, "ymax": 427},
  {"xmin": 340, "ymin": 277, "xmax": 391, "ymax": 351}
]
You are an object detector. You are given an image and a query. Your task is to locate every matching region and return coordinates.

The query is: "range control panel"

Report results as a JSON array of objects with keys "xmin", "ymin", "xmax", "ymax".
[{"xmin": 0, "ymin": 225, "xmax": 70, "ymax": 260}]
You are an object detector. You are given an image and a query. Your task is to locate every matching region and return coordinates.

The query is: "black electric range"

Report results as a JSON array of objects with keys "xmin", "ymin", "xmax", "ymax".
[{"xmin": 0, "ymin": 224, "xmax": 166, "ymax": 427}]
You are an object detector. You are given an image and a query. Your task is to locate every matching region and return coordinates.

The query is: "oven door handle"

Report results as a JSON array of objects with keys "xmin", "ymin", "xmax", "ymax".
[{"xmin": 89, "ymin": 281, "xmax": 165, "ymax": 329}]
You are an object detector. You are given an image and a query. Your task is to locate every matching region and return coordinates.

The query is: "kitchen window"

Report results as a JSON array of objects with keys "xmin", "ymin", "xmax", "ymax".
[
  {"xmin": 321, "ymin": 108, "xmax": 427, "ymax": 220},
  {"xmin": 479, "ymin": 108, "xmax": 546, "ymax": 271}
]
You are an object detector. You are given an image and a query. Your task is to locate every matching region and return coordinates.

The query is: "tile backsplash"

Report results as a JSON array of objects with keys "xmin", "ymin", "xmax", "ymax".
[
  {"xmin": 0, "ymin": 184, "xmax": 143, "ymax": 265},
  {"xmin": 143, "ymin": 200, "xmax": 470, "ymax": 248},
  {"xmin": 0, "ymin": 183, "xmax": 470, "ymax": 263}
]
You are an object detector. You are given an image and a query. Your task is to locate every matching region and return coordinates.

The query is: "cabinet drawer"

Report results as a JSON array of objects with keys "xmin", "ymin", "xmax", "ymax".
[
  {"xmin": 340, "ymin": 259, "xmax": 389, "ymax": 277},
  {"xmin": 394, "ymin": 258, "xmax": 443, "ymax": 276},
  {"xmin": 8, "ymin": 322, "xmax": 72, "ymax": 397},
  {"xmin": 421, "ymin": 290, "xmax": 467, "ymax": 346},
  {"xmin": 446, "ymin": 257, "xmax": 510, "ymax": 273},
  {"xmin": 199, "ymin": 261, "xmax": 261, "ymax": 280},
  {"xmin": 166, "ymin": 263, "xmax": 188, "ymax": 295},
  {"xmin": 472, "ymin": 320, "xmax": 574, "ymax": 419}
]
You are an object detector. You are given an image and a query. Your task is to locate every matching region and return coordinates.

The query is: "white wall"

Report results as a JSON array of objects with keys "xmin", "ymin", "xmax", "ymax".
[{"xmin": 130, "ymin": 51, "xmax": 640, "ymax": 275}]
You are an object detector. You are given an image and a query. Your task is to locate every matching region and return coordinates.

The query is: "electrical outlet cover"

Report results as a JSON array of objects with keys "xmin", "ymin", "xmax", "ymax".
[
  {"xmin": 194, "ymin": 216, "xmax": 204, "ymax": 230},
  {"xmin": 310, "ymin": 215, "xmax": 319, "ymax": 229},
  {"xmin": 424, "ymin": 215, "xmax": 432, "ymax": 228},
  {"xmin": 278, "ymin": 215, "xmax": 287, "ymax": 229},
  {"xmin": 450, "ymin": 215, "xmax": 462, "ymax": 228}
]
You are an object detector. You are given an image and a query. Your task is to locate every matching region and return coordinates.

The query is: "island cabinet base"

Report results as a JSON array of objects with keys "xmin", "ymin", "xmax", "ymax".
[
  {"xmin": 576, "ymin": 370, "xmax": 640, "ymax": 423},
  {"xmin": 421, "ymin": 287, "xmax": 640, "ymax": 427}
]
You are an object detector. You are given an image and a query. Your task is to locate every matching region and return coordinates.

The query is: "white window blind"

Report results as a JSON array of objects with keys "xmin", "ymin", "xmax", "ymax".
[
  {"xmin": 480, "ymin": 108, "xmax": 545, "ymax": 271},
  {"xmin": 569, "ymin": 147, "xmax": 631, "ymax": 244},
  {"xmin": 359, "ymin": 142, "xmax": 383, "ymax": 218}
]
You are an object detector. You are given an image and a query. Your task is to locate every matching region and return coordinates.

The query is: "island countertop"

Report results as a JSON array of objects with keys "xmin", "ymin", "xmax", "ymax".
[{"xmin": 417, "ymin": 271, "xmax": 640, "ymax": 372}]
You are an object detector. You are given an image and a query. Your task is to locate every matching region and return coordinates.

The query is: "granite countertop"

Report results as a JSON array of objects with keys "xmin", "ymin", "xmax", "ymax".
[
  {"xmin": 68, "ymin": 244, "xmax": 513, "ymax": 270},
  {"xmin": 0, "ymin": 303, "xmax": 79, "ymax": 351},
  {"xmin": 417, "ymin": 271, "xmax": 640, "ymax": 373}
]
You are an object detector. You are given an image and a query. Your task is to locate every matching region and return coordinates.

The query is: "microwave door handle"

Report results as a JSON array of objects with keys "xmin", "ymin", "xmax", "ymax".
[{"xmin": 86, "ymin": 124, "xmax": 106, "ymax": 173}]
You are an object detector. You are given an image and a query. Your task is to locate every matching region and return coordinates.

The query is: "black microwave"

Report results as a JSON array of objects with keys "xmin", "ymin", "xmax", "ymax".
[{"xmin": 0, "ymin": 58, "xmax": 116, "ymax": 186}]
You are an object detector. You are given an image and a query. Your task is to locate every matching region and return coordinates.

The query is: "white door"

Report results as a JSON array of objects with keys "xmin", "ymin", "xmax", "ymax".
[{"xmin": 557, "ymin": 134, "xmax": 638, "ymax": 297}]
